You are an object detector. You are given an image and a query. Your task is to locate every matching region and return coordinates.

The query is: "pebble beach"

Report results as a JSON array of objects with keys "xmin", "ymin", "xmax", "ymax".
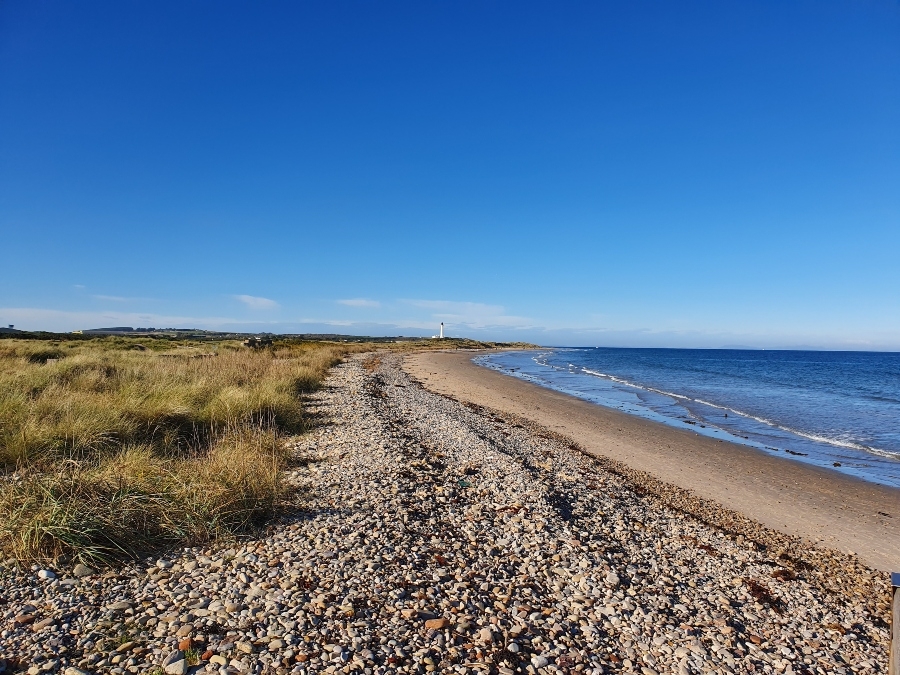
[{"xmin": 1, "ymin": 353, "xmax": 893, "ymax": 675}]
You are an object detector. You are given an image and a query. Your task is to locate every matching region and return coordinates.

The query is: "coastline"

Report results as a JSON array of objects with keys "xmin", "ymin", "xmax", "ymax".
[
  {"xmin": 404, "ymin": 350, "xmax": 900, "ymax": 572},
  {"xmin": 2, "ymin": 352, "xmax": 891, "ymax": 673}
]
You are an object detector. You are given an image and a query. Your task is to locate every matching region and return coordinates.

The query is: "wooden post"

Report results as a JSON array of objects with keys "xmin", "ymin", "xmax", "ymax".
[{"xmin": 891, "ymin": 572, "xmax": 900, "ymax": 675}]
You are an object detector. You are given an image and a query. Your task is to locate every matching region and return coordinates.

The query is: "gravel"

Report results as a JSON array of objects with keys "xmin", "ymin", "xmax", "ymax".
[{"xmin": 0, "ymin": 353, "xmax": 891, "ymax": 675}]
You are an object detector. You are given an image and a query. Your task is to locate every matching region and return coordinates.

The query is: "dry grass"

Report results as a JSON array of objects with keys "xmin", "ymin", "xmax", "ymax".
[
  {"xmin": 0, "ymin": 334, "xmax": 532, "ymax": 563},
  {"xmin": 0, "ymin": 340, "xmax": 351, "ymax": 467},
  {"xmin": 0, "ymin": 337, "xmax": 359, "ymax": 564}
]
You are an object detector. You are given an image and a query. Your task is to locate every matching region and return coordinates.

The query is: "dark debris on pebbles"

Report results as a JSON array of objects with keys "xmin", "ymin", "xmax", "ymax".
[{"xmin": 0, "ymin": 353, "xmax": 892, "ymax": 675}]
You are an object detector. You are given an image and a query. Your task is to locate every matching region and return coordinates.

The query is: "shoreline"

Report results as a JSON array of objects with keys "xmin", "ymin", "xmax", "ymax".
[
  {"xmin": 404, "ymin": 350, "xmax": 900, "ymax": 572},
  {"xmin": 2, "ymin": 352, "xmax": 891, "ymax": 673},
  {"xmin": 474, "ymin": 349, "xmax": 899, "ymax": 488}
]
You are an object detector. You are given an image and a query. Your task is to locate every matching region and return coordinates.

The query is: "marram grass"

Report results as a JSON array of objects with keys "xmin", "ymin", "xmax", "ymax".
[
  {"xmin": 0, "ymin": 337, "xmax": 356, "ymax": 564},
  {"xmin": 0, "ymin": 335, "xmax": 527, "ymax": 563}
]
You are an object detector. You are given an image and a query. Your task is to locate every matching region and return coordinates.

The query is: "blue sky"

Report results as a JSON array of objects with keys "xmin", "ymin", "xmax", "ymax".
[{"xmin": 1, "ymin": 1, "xmax": 898, "ymax": 348}]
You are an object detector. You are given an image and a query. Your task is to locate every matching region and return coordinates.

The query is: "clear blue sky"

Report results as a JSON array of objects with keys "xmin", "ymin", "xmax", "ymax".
[{"xmin": 2, "ymin": 1, "xmax": 898, "ymax": 348}]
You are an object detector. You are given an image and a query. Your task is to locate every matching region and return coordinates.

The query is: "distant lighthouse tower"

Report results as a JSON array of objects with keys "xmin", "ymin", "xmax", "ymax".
[{"xmin": 439, "ymin": 322, "xmax": 444, "ymax": 339}]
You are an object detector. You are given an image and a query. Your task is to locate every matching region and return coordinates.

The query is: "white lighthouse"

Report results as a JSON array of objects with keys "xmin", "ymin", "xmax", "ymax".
[{"xmin": 439, "ymin": 322, "xmax": 444, "ymax": 339}]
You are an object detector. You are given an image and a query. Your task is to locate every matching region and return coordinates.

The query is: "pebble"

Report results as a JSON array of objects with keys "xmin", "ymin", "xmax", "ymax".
[
  {"xmin": 32, "ymin": 618, "xmax": 55, "ymax": 632},
  {"xmin": 161, "ymin": 651, "xmax": 182, "ymax": 667},
  {"xmin": 72, "ymin": 563, "xmax": 94, "ymax": 578},
  {"xmin": 163, "ymin": 660, "xmax": 186, "ymax": 675},
  {"xmin": 0, "ymin": 354, "xmax": 890, "ymax": 674}
]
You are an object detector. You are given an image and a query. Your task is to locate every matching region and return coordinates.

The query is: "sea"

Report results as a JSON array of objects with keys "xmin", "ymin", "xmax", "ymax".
[{"xmin": 474, "ymin": 348, "xmax": 900, "ymax": 488}]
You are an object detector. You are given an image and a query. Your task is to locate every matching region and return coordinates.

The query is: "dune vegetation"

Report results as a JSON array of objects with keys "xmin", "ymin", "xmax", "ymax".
[
  {"xmin": 0, "ymin": 334, "xmax": 527, "ymax": 564},
  {"xmin": 0, "ymin": 337, "xmax": 362, "ymax": 564}
]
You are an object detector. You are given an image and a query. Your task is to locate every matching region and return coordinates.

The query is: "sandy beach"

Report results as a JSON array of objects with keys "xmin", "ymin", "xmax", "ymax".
[
  {"xmin": 404, "ymin": 350, "xmax": 900, "ymax": 573},
  {"xmin": 2, "ymin": 352, "xmax": 893, "ymax": 674}
]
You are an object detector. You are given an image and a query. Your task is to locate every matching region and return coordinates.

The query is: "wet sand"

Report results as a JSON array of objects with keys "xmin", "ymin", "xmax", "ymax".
[{"xmin": 404, "ymin": 350, "xmax": 900, "ymax": 572}]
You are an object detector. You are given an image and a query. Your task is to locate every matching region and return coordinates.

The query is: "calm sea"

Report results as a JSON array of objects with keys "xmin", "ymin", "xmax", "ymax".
[{"xmin": 475, "ymin": 348, "xmax": 900, "ymax": 488}]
